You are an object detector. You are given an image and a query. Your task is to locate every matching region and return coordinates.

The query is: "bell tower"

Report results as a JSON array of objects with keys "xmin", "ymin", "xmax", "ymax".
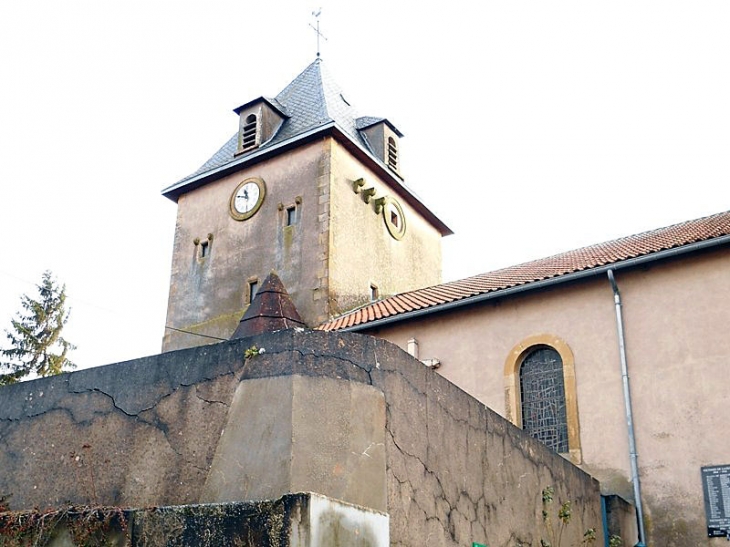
[{"xmin": 161, "ymin": 60, "xmax": 451, "ymax": 352}]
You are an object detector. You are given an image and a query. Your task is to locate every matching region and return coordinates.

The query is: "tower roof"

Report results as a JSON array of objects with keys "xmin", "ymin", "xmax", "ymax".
[{"xmin": 161, "ymin": 59, "xmax": 451, "ymax": 236}]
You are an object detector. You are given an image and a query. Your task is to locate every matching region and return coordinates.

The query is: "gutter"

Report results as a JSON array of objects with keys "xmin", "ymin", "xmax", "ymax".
[
  {"xmin": 607, "ymin": 269, "xmax": 647, "ymax": 547},
  {"xmin": 161, "ymin": 121, "xmax": 338, "ymax": 198},
  {"xmin": 340, "ymin": 233, "xmax": 730, "ymax": 332}
]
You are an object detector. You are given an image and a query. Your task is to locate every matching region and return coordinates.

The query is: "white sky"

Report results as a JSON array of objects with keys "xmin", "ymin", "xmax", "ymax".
[{"xmin": 1, "ymin": 1, "xmax": 728, "ymax": 370}]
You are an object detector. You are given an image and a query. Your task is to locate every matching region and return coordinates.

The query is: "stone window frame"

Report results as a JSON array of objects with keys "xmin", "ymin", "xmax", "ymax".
[
  {"xmin": 278, "ymin": 196, "xmax": 302, "ymax": 228},
  {"xmin": 193, "ymin": 233, "xmax": 213, "ymax": 261},
  {"xmin": 247, "ymin": 277, "xmax": 260, "ymax": 304},
  {"xmin": 504, "ymin": 334, "xmax": 582, "ymax": 464}
]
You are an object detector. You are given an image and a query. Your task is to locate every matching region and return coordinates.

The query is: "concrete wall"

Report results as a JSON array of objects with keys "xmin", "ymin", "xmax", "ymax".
[
  {"xmin": 0, "ymin": 493, "xmax": 389, "ymax": 547},
  {"xmin": 0, "ymin": 330, "xmax": 602, "ymax": 546},
  {"xmin": 364, "ymin": 245, "xmax": 730, "ymax": 546}
]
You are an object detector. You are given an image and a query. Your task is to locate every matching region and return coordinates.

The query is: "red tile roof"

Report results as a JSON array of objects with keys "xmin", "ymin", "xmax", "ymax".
[{"xmin": 319, "ymin": 210, "xmax": 730, "ymax": 332}]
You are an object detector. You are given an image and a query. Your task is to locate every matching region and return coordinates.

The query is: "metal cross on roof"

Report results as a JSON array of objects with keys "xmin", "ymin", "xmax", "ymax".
[{"xmin": 309, "ymin": 8, "xmax": 327, "ymax": 58}]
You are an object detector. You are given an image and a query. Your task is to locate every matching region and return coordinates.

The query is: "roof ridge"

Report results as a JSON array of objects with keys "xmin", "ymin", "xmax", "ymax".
[
  {"xmin": 274, "ymin": 59, "xmax": 329, "ymax": 124},
  {"xmin": 499, "ymin": 208, "xmax": 730, "ymax": 272},
  {"xmin": 315, "ymin": 60, "xmax": 361, "ymax": 133},
  {"xmin": 319, "ymin": 208, "xmax": 730, "ymax": 331}
]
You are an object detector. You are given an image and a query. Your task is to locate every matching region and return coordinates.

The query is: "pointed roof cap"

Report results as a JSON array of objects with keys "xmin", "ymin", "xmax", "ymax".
[{"xmin": 230, "ymin": 271, "xmax": 307, "ymax": 339}]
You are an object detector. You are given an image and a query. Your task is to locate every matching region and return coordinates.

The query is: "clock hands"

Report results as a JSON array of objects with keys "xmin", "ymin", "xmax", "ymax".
[{"xmin": 230, "ymin": 179, "xmax": 265, "ymax": 220}]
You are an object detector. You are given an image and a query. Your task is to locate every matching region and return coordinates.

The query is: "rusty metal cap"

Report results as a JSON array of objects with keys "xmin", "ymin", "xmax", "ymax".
[{"xmin": 230, "ymin": 271, "xmax": 307, "ymax": 339}]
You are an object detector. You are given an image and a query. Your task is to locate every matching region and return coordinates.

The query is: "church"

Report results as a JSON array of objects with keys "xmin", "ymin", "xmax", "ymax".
[
  {"xmin": 160, "ymin": 58, "xmax": 448, "ymax": 352},
  {"xmin": 1, "ymin": 58, "xmax": 727, "ymax": 546},
  {"xmin": 160, "ymin": 58, "xmax": 730, "ymax": 545}
]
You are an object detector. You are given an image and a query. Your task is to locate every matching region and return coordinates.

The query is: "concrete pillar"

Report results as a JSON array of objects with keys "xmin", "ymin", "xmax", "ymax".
[{"xmin": 201, "ymin": 375, "xmax": 386, "ymax": 512}]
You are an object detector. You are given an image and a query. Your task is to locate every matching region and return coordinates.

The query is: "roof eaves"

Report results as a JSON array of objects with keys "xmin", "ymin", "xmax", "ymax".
[
  {"xmin": 161, "ymin": 121, "xmax": 337, "ymax": 201},
  {"xmin": 356, "ymin": 116, "xmax": 404, "ymax": 137},
  {"xmin": 338, "ymin": 233, "xmax": 730, "ymax": 332},
  {"xmin": 327, "ymin": 124, "xmax": 453, "ymax": 236},
  {"xmin": 162, "ymin": 117, "xmax": 452, "ymax": 236}
]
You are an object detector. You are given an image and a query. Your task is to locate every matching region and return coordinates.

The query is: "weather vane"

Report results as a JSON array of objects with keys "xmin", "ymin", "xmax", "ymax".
[{"xmin": 309, "ymin": 8, "xmax": 327, "ymax": 58}]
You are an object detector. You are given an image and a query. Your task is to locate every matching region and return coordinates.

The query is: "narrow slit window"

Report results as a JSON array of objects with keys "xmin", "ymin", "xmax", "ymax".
[
  {"xmin": 248, "ymin": 280, "xmax": 259, "ymax": 303},
  {"xmin": 199, "ymin": 240, "xmax": 209, "ymax": 258},
  {"xmin": 286, "ymin": 206, "xmax": 296, "ymax": 226},
  {"xmin": 370, "ymin": 284, "xmax": 379, "ymax": 301}
]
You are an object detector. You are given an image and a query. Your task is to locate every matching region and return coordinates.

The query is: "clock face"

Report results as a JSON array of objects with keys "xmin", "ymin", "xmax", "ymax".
[
  {"xmin": 234, "ymin": 182, "xmax": 260, "ymax": 214},
  {"xmin": 230, "ymin": 178, "xmax": 266, "ymax": 220}
]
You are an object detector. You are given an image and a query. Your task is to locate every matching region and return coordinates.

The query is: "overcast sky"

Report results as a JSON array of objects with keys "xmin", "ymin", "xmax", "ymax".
[{"xmin": 1, "ymin": 1, "xmax": 728, "ymax": 370}]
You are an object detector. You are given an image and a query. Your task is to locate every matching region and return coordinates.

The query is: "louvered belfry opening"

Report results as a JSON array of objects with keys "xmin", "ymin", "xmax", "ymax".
[
  {"xmin": 519, "ymin": 347, "xmax": 569, "ymax": 453},
  {"xmin": 387, "ymin": 136, "xmax": 398, "ymax": 170},
  {"xmin": 242, "ymin": 114, "xmax": 258, "ymax": 151}
]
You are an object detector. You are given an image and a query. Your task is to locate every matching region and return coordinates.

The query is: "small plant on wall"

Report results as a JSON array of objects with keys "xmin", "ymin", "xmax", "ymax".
[
  {"xmin": 608, "ymin": 535, "xmax": 623, "ymax": 547},
  {"xmin": 540, "ymin": 486, "xmax": 597, "ymax": 547},
  {"xmin": 244, "ymin": 345, "xmax": 265, "ymax": 359}
]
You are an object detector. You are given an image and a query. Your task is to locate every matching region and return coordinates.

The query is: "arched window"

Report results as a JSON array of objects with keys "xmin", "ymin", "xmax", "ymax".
[
  {"xmin": 241, "ymin": 114, "xmax": 258, "ymax": 151},
  {"xmin": 519, "ymin": 346, "xmax": 568, "ymax": 453},
  {"xmin": 504, "ymin": 335, "xmax": 581, "ymax": 464}
]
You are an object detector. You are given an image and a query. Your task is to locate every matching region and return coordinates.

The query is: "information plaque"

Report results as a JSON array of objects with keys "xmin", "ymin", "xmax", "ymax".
[{"xmin": 702, "ymin": 465, "xmax": 730, "ymax": 537}]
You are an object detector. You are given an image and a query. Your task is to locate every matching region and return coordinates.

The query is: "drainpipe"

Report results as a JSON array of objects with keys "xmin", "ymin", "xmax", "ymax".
[{"xmin": 607, "ymin": 269, "xmax": 647, "ymax": 547}]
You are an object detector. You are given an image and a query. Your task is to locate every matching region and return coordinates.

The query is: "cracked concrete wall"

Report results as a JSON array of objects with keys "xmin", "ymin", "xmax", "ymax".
[
  {"xmin": 365, "ymin": 246, "xmax": 730, "ymax": 545},
  {"xmin": 373, "ymin": 339, "xmax": 603, "ymax": 547},
  {"xmin": 0, "ymin": 343, "xmax": 244, "ymax": 509},
  {"xmin": 0, "ymin": 330, "xmax": 602, "ymax": 546}
]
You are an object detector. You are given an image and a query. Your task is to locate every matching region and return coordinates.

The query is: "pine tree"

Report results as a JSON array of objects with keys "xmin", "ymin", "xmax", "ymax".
[{"xmin": 0, "ymin": 271, "xmax": 76, "ymax": 385}]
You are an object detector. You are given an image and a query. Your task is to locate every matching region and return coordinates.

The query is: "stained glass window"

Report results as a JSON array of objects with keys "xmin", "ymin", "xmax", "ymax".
[{"xmin": 519, "ymin": 347, "xmax": 569, "ymax": 453}]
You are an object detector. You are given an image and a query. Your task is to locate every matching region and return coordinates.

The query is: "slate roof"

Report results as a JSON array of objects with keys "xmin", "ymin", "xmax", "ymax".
[
  {"xmin": 161, "ymin": 59, "xmax": 451, "ymax": 235},
  {"xmin": 356, "ymin": 116, "xmax": 404, "ymax": 137},
  {"xmin": 355, "ymin": 116, "xmax": 386, "ymax": 129},
  {"xmin": 319, "ymin": 210, "xmax": 730, "ymax": 331},
  {"xmin": 165, "ymin": 60, "xmax": 386, "ymax": 193}
]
